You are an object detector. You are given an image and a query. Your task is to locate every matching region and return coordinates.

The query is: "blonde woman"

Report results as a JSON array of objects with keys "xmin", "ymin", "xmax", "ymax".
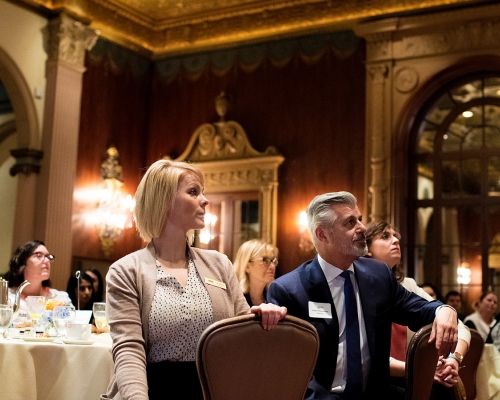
[
  {"xmin": 104, "ymin": 160, "xmax": 286, "ymax": 400},
  {"xmin": 233, "ymin": 239, "xmax": 279, "ymax": 307}
]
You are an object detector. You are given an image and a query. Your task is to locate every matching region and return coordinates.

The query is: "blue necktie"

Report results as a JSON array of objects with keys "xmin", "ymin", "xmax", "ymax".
[{"xmin": 340, "ymin": 270, "xmax": 363, "ymax": 399}]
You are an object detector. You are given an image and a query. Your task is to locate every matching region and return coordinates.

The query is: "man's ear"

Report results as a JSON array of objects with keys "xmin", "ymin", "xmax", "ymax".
[
  {"xmin": 366, "ymin": 251, "xmax": 372, "ymax": 257},
  {"xmin": 315, "ymin": 226, "xmax": 329, "ymax": 244}
]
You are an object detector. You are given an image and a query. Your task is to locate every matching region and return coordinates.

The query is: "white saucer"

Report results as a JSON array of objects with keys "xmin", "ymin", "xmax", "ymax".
[
  {"xmin": 61, "ymin": 339, "xmax": 93, "ymax": 345},
  {"xmin": 21, "ymin": 337, "xmax": 55, "ymax": 342}
]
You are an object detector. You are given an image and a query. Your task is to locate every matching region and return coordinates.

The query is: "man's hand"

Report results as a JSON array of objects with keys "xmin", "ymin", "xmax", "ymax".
[
  {"xmin": 428, "ymin": 306, "xmax": 458, "ymax": 356},
  {"xmin": 250, "ymin": 303, "xmax": 287, "ymax": 330}
]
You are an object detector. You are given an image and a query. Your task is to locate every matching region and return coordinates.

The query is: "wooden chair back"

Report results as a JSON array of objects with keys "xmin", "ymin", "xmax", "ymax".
[{"xmin": 196, "ymin": 314, "xmax": 319, "ymax": 400}]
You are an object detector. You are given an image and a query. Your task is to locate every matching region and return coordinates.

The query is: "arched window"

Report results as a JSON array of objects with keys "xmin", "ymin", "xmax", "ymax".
[{"xmin": 409, "ymin": 75, "xmax": 500, "ymax": 302}]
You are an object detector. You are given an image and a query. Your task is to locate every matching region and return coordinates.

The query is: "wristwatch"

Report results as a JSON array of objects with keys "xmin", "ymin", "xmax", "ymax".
[{"xmin": 446, "ymin": 351, "xmax": 463, "ymax": 366}]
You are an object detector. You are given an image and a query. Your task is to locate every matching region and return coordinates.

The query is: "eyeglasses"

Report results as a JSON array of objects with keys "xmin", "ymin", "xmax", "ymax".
[
  {"xmin": 30, "ymin": 252, "xmax": 55, "ymax": 263},
  {"xmin": 250, "ymin": 257, "xmax": 278, "ymax": 267}
]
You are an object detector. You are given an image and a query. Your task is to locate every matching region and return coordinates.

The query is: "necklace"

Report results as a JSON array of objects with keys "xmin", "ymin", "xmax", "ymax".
[{"xmin": 155, "ymin": 257, "xmax": 189, "ymax": 269}]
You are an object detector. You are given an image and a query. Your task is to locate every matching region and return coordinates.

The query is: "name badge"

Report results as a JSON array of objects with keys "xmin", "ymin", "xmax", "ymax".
[
  {"xmin": 308, "ymin": 301, "xmax": 332, "ymax": 318},
  {"xmin": 205, "ymin": 277, "xmax": 227, "ymax": 290}
]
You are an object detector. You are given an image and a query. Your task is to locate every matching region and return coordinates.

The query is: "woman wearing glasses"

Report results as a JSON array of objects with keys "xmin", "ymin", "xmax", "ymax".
[
  {"xmin": 233, "ymin": 239, "xmax": 279, "ymax": 307},
  {"xmin": 5, "ymin": 240, "xmax": 72, "ymax": 315}
]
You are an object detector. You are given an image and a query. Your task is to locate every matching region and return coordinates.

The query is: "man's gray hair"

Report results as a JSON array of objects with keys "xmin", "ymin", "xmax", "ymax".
[{"xmin": 306, "ymin": 191, "xmax": 357, "ymax": 246}]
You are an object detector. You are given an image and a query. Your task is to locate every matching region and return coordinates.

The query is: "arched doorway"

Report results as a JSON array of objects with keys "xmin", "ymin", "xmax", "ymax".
[
  {"xmin": 405, "ymin": 71, "xmax": 500, "ymax": 310},
  {"xmin": 0, "ymin": 47, "xmax": 41, "ymax": 270}
]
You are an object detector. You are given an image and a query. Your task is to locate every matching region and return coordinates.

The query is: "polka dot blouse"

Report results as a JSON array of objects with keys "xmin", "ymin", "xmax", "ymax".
[{"xmin": 147, "ymin": 257, "xmax": 213, "ymax": 362}]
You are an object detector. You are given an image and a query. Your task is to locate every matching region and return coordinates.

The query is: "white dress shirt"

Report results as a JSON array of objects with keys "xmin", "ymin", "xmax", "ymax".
[{"xmin": 318, "ymin": 254, "xmax": 370, "ymax": 393}]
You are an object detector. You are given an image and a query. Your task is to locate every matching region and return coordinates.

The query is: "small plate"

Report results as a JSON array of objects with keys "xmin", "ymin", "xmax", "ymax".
[
  {"xmin": 61, "ymin": 339, "xmax": 93, "ymax": 345},
  {"xmin": 21, "ymin": 337, "xmax": 55, "ymax": 342}
]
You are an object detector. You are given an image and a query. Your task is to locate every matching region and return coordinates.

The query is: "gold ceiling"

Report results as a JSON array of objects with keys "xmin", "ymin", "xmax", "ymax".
[{"xmin": 13, "ymin": 0, "xmax": 482, "ymax": 58}]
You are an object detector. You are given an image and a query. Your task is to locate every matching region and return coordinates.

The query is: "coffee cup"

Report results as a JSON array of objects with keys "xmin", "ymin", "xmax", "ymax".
[{"xmin": 66, "ymin": 323, "xmax": 92, "ymax": 341}]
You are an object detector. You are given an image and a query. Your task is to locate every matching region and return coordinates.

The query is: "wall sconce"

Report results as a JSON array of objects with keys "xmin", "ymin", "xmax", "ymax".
[
  {"xmin": 457, "ymin": 262, "xmax": 471, "ymax": 285},
  {"xmin": 298, "ymin": 211, "xmax": 315, "ymax": 254},
  {"xmin": 95, "ymin": 146, "xmax": 135, "ymax": 258},
  {"xmin": 199, "ymin": 212, "xmax": 218, "ymax": 245}
]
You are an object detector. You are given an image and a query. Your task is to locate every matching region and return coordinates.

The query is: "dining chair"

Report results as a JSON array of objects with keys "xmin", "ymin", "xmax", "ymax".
[
  {"xmin": 405, "ymin": 323, "xmax": 439, "ymax": 400},
  {"xmin": 196, "ymin": 313, "xmax": 319, "ymax": 400},
  {"xmin": 456, "ymin": 328, "xmax": 484, "ymax": 400}
]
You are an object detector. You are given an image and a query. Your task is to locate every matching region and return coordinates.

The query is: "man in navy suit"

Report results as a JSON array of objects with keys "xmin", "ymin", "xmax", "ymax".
[{"xmin": 267, "ymin": 192, "xmax": 458, "ymax": 399}]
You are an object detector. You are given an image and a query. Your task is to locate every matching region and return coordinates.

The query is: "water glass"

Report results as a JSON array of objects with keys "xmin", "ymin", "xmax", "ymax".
[
  {"xmin": 53, "ymin": 305, "xmax": 76, "ymax": 337},
  {"xmin": 92, "ymin": 302, "xmax": 108, "ymax": 329},
  {"xmin": 26, "ymin": 296, "xmax": 46, "ymax": 328},
  {"xmin": 0, "ymin": 304, "xmax": 13, "ymax": 334}
]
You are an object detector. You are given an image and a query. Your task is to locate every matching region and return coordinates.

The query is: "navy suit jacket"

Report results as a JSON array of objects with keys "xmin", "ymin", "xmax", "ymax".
[{"xmin": 267, "ymin": 256, "xmax": 442, "ymax": 399}]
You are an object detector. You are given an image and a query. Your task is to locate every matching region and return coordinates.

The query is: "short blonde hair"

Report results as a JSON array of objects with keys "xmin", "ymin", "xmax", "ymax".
[
  {"xmin": 134, "ymin": 159, "xmax": 204, "ymax": 242},
  {"xmin": 233, "ymin": 239, "xmax": 279, "ymax": 294}
]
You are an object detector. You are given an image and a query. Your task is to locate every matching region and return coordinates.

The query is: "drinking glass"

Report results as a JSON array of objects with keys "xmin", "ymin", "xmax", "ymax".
[
  {"xmin": 92, "ymin": 302, "xmax": 107, "ymax": 329},
  {"xmin": 0, "ymin": 304, "xmax": 13, "ymax": 334},
  {"xmin": 26, "ymin": 296, "xmax": 46, "ymax": 328},
  {"xmin": 53, "ymin": 305, "xmax": 76, "ymax": 337}
]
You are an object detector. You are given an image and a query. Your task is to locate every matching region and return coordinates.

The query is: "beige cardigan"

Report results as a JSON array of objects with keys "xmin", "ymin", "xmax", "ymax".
[{"xmin": 103, "ymin": 242, "xmax": 250, "ymax": 400}]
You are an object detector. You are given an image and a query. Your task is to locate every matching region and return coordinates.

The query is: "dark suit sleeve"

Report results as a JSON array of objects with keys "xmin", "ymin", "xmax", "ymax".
[
  {"xmin": 389, "ymin": 275, "xmax": 442, "ymax": 331},
  {"xmin": 267, "ymin": 280, "xmax": 297, "ymax": 314}
]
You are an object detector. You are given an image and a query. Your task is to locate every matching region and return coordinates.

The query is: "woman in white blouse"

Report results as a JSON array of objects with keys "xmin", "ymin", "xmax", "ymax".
[
  {"xmin": 464, "ymin": 292, "xmax": 498, "ymax": 343},
  {"xmin": 104, "ymin": 159, "xmax": 286, "ymax": 400},
  {"xmin": 365, "ymin": 221, "xmax": 470, "ymax": 398}
]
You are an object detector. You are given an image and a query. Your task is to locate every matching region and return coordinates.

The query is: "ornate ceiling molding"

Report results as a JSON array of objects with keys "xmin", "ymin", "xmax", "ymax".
[
  {"xmin": 356, "ymin": 2, "xmax": 500, "ymax": 63},
  {"xmin": 11, "ymin": 0, "xmax": 486, "ymax": 58}
]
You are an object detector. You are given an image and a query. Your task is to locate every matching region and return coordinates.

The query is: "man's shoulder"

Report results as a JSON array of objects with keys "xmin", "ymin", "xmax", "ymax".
[
  {"xmin": 274, "ymin": 258, "xmax": 315, "ymax": 284},
  {"xmin": 354, "ymin": 256, "xmax": 393, "ymax": 276}
]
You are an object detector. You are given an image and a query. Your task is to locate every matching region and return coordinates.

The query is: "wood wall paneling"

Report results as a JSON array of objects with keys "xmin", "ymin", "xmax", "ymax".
[
  {"xmin": 74, "ymin": 38, "xmax": 366, "ymax": 276},
  {"xmin": 73, "ymin": 56, "xmax": 150, "ymax": 261},
  {"xmin": 147, "ymin": 44, "xmax": 367, "ymax": 275}
]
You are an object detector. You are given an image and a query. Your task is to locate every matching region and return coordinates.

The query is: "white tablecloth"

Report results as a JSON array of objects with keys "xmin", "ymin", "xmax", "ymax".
[
  {"xmin": 0, "ymin": 334, "xmax": 113, "ymax": 400},
  {"xmin": 476, "ymin": 344, "xmax": 500, "ymax": 400}
]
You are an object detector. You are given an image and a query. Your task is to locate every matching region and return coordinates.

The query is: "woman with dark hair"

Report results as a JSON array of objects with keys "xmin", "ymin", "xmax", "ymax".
[
  {"xmin": 365, "ymin": 221, "xmax": 470, "ymax": 398},
  {"xmin": 5, "ymin": 240, "xmax": 72, "ymax": 314},
  {"xmin": 66, "ymin": 272, "xmax": 95, "ymax": 311},
  {"xmin": 85, "ymin": 269, "xmax": 104, "ymax": 302},
  {"xmin": 464, "ymin": 291, "xmax": 498, "ymax": 343},
  {"xmin": 419, "ymin": 282, "xmax": 444, "ymax": 303}
]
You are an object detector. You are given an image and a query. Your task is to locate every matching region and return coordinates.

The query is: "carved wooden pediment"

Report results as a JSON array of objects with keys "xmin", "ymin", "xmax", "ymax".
[
  {"xmin": 176, "ymin": 120, "xmax": 280, "ymax": 162},
  {"xmin": 173, "ymin": 92, "xmax": 284, "ymax": 193},
  {"xmin": 172, "ymin": 92, "xmax": 284, "ymax": 244}
]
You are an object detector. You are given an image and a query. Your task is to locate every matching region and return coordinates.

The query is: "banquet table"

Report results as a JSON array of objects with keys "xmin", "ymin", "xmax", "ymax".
[
  {"xmin": 0, "ymin": 333, "xmax": 114, "ymax": 400},
  {"xmin": 476, "ymin": 343, "xmax": 500, "ymax": 400}
]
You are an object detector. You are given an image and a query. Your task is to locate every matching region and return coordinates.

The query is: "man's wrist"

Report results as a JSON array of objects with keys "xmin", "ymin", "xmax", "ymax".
[
  {"xmin": 438, "ymin": 304, "xmax": 457, "ymax": 312},
  {"xmin": 435, "ymin": 304, "xmax": 457, "ymax": 317}
]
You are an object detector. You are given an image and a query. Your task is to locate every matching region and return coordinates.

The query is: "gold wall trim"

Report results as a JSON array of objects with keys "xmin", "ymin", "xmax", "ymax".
[{"xmin": 11, "ymin": 0, "xmax": 480, "ymax": 57}]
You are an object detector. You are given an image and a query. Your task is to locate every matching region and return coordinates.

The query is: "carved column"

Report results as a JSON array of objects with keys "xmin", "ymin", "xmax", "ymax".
[
  {"xmin": 367, "ymin": 64, "xmax": 389, "ymax": 222},
  {"xmin": 36, "ymin": 13, "xmax": 97, "ymax": 289},
  {"xmin": 9, "ymin": 148, "xmax": 43, "ymax": 248},
  {"xmin": 259, "ymin": 183, "xmax": 275, "ymax": 244}
]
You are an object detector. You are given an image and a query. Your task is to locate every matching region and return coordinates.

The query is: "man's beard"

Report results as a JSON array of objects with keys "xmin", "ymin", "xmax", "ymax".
[{"xmin": 334, "ymin": 240, "xmax": 368, "ymax": 258}]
